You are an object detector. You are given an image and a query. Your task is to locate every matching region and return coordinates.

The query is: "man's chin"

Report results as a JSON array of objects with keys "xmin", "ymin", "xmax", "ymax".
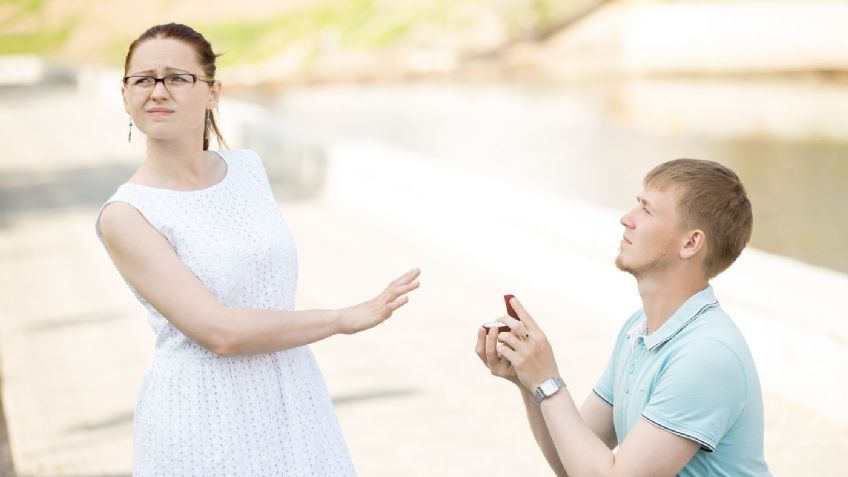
[{"xmin": 615, "ymin": 256, "xmax": 634, "ymax": 275}]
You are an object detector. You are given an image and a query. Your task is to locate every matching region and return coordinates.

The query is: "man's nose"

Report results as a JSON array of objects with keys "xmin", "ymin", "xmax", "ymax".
[{"xmin": 620, "ymin": 209, "xmax": 635, "ymax": 228}]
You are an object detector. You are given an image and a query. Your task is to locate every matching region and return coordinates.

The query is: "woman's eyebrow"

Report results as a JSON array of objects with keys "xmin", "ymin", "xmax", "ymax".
[{"xmin": 127, "ymin": 66, "xmax": 191, "ymax": 75}]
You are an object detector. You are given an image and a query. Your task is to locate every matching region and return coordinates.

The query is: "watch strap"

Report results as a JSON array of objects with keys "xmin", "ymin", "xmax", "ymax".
[{"xmin": 533, "ymin": 376, "xmax": 566, "ymax": 404}]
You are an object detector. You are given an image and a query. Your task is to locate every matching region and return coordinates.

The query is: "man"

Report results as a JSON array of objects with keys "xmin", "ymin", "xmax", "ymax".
[{"xmin": 476, "ymin": 159, "xmax": 771, "ymax": 476}]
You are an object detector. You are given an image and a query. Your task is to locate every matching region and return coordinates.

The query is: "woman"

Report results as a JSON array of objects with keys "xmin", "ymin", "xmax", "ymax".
[{"xmin": 95, "ymin": 23, "xmax": 420, "ymax": 476}]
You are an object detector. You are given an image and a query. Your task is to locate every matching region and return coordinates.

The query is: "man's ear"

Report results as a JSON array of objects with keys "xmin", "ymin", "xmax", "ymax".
[{"xmin": 680, "ymin": 229, "xmax": 706, "ymax": 260}]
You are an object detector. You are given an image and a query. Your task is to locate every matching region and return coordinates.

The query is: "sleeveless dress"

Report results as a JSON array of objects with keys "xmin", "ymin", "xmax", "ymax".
[{"xmin": 94, "ymin": 149, "xmax": 357, "ymax": 477}]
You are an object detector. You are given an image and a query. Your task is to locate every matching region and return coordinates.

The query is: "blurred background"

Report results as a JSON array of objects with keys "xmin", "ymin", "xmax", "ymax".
[{"xmin": 1, "ymin": 0, "xmax": 847, "ymax": 475}]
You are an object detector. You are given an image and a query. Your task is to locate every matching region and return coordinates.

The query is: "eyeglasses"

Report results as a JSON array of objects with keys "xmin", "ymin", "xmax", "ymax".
[{"xmin": 122, "ymin": 73, "xmax": 215, "ymax": 93}]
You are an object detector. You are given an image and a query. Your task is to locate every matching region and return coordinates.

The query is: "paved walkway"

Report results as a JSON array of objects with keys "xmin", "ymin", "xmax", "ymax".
[{"xmin": 1, "ymin": 80, "xmax": 846, "ymax": 476}]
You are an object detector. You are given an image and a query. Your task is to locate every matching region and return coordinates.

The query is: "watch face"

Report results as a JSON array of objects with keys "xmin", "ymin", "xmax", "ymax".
[{"xmin": 541, "ymin": 380, "xmax": 558, "ymax": 396}]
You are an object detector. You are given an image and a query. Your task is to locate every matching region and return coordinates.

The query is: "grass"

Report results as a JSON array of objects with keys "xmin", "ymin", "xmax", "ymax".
[
  {"xmin": 199, "ymin": 0, "xmax": 451, "ymax": 67},
  {"xmin": 0, "ymin": 0, "xmax": 47, "ymax": 28},
  {"xmin": 0, "ymin": 20, "xmax": 79, "ymax": 55},
  {"xmin": 0, "ymin": 0, "xmax": 592, "ymax": 67},
  {"xmin": 0, "ymin": 0, "xmax": 72, "ymax": 55}
]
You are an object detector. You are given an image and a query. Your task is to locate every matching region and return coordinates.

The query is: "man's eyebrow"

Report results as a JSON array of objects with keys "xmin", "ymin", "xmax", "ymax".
[{"xmin": 127, "ymin": 67, "xmax": 191, "ymax": 75}]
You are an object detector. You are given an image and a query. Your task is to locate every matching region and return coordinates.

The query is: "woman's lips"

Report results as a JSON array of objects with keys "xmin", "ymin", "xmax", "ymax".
[{"xmin": 146, "ymin": 108, "xmax": 174, "ymax": 116}]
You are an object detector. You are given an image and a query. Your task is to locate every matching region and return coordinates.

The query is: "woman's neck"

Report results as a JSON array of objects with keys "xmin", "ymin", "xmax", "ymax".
[{"xmin": 141, "ymin": 136, "xmax": 215, "ymax": 188}]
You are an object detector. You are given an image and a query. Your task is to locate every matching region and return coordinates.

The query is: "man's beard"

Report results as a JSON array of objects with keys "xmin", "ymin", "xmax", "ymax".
[
  {"xmin": 615, "ymin": 253, "xmax": 636, "ymax": 276},
  {"xmin": 615, "ymin": 249, "xmax": 669, "ymax": 278}
]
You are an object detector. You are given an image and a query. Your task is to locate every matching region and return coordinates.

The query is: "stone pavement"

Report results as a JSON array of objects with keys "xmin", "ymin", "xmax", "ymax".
[{"xmin": 1, "ymin": 79, "xmax": 847, "ymax": 476}]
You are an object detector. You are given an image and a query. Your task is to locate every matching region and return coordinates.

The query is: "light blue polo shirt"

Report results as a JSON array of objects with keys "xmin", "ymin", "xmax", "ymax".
[{"xmin": 593, "ymin": 286, "xmax": 771, "ymax": 476}]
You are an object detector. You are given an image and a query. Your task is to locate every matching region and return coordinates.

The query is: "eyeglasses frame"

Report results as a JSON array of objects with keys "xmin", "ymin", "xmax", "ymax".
[{"xmin": 122, "ymin": 73, "xmax": 216, "ymax": 92}]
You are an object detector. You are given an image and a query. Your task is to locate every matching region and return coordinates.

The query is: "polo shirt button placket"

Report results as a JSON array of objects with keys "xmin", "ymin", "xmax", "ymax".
[
  {"xmin": 625, "ymin": 343, "xmax": 642, "ymax": 395},
  {"xmin": 625, "ymin": 361, "xmax": 635, "ymax": 394}
]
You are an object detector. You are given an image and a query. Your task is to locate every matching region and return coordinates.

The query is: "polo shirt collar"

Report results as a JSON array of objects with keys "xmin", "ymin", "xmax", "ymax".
[{"xmin": 643, "ymin": 285, "xmax": 719, "ymax": 351}]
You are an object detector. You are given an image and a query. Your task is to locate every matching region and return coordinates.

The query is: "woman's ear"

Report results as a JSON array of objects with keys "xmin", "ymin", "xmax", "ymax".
[
  {"xmin": 208, "ymin": 81, "xmax": 222, "ymax": 109},
  {"xmin": 680, "ymin": 228, "xmax": 706, "ymax": 260},
  {"xmin": 121, "ymin": 86, "xmax": 130, "ymax": 114}
]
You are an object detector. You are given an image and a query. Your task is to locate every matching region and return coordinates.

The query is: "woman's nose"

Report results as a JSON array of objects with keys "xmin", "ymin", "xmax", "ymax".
[{"xmin": 150, "ymin": 81, "xmax": 170, "ymax": 99}]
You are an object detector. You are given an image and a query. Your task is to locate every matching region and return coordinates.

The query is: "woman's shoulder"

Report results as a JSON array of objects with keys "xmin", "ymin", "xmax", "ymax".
[
  {"xmin": 96, "ymin": 199, "xmax": 153, "ymax": 248},
  {"xmin": 218, "ymin": 148, "xmax": 262, "ymax": 163},
  {"xmin": 218, "ymin": 148, "xmax": 269, "ymax": 179}
]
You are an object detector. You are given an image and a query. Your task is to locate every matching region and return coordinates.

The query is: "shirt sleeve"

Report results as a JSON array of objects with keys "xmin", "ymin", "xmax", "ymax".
[{"xmin": 641, "ymin": 338, "xmax": 747, "ymax": 451}]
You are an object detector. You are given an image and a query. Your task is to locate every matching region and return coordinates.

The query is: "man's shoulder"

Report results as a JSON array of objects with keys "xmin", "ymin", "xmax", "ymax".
[
  {"xmin": 664, "ymin": 309, "xmax": 755, "ymax": 383},
  {"xmin": 681, "ymin": 304, "xmax": 750, "ymax": 352}
]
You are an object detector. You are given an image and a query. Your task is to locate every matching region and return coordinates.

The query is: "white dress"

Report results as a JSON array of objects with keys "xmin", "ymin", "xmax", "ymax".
[{"xmin": 95, "ymin": 149, "xmax": 357, "ymax": 477}]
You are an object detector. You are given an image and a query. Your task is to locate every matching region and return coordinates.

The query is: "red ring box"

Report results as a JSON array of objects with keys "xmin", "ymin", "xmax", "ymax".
[{"xmin": 482, "ymin": 294, "xmax": 520, "ymax": 332}]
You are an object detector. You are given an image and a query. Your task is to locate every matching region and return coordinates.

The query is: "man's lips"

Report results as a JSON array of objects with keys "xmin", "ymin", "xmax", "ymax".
[{"xmin": 621, "ymin": 236, "xmax": 632, "ymax": 245}]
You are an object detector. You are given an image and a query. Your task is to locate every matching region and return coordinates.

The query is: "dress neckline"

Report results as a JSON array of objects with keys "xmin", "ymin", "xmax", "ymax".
[{"xmin": 123, "ymin": 150, "xmax": 230, "ymax": 193}]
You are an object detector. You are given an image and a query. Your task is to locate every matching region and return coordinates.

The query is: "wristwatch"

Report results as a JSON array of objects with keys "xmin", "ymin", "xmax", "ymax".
[{"xmin": 533, "ymin": 376, "xmax": 566, "ymax": 404}]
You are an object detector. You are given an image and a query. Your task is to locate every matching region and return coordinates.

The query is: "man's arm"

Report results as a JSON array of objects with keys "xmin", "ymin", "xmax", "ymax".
[
  {"xmin": 477, "ymin": 326, "xmax": 618, "ymax": 477},
  {"xmin": 537, "ymin": 390, "xmax": 698, "ymax": 477},
  {"xmin": 519, "ymin": 389, "xmax": 617, "ymax": 477},
  {"xmin": 495, "ymin": 298, "xmax": 699, "ymax": 477},
  {"xmin": 519, "ymin": 386, "xmax": 568, "ymax": 476}
]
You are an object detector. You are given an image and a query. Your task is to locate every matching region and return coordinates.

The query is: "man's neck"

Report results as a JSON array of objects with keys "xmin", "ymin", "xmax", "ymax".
[{"xmin": 636, "ymin": 271, "xmax": 708, "ymax": 334}]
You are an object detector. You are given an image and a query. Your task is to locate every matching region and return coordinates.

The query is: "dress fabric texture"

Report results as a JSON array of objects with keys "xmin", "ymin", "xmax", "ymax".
[{"xmin": 95, "ymin": 149, "xmax": 356, "ymax": 477}]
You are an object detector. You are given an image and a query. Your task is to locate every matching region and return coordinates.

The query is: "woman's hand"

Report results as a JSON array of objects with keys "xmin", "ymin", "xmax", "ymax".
[
  {"xmin": 337, "ymin": 268, "xmax": 421, "ymax": 334},
  {"xmin": 490, "ymin": 297, "xmax": 560, "ymax": 392}
]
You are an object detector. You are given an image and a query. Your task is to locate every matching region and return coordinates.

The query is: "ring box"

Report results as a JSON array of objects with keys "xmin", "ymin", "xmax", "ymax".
[{"xmin": 482, "ymin": 294, "xmax": 520, "ymax": 332}]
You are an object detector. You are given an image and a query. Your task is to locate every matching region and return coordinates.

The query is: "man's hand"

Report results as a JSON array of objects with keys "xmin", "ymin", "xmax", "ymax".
[
  {"xmin": 495, "ymin": 297, "xmax": 560, "ymax": 392},
  {"xmin": 476, "ymin": 325, "xmax": 519, "ymax": 384}
]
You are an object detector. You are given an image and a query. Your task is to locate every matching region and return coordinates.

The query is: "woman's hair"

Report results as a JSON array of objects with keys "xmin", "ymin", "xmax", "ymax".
[
  {"xmin": 124, "ymin": 23, "xmax": 228, "ymax": 150},
  {"xmin": 644, "ymin": 158, "xmax": 753, "ymax": 278}
]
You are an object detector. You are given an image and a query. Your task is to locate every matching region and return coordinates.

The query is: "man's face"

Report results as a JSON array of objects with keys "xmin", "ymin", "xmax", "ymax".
[{"xmin": 615, "ymin": 185, "xmax": 686, "ymax": 277}]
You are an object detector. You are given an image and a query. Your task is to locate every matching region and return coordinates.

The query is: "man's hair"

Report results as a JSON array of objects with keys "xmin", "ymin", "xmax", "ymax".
[{"xmin": 644, "ymin": 159, "xmax": 753, "ymax": 278}]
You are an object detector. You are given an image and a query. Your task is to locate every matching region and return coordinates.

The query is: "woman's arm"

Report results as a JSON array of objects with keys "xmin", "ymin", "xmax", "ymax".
[{"xmin": 99, "ymin": 201, "xmax": 420, "ymax": 356}]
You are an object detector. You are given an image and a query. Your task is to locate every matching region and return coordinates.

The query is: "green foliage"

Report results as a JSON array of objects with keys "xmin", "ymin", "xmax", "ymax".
[
  {"xmin": 0, "ymin": 5, "xmax": 79, "ymax": 55},
  {"xmin": 0, "ymin": 0, "xmax": 590, "ymax": 66},
  {"xmin": 201, "ymin": 0, "xmax": 447, "ymax": 67},
  {"xmin": 0, "ymin": 0, "xmax": 71, "ymax": 54},
  {"xmin": 0, "ymin": 0, "xmax": 47, "ymax": 27}
]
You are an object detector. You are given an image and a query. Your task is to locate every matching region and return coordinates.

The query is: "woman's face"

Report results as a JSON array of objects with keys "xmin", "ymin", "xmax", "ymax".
[{"xmin": 122, "ymin": 38, "xmax": 221, "ymax": 145}]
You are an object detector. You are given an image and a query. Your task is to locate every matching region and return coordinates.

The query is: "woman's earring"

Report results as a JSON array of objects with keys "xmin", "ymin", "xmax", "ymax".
[
  {"xmin": 127, "ymin": 117, "xmax": 133, "ymax": 143},
  {"xmin": 204, "ymin": 110, "xmax": 211, "ymax": 139}
]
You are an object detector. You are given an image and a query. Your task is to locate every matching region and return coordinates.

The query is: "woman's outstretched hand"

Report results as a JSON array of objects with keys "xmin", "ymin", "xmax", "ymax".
[{"xmin": 337, "ymin": 268, "xmax": 421, "ymax": 334}]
